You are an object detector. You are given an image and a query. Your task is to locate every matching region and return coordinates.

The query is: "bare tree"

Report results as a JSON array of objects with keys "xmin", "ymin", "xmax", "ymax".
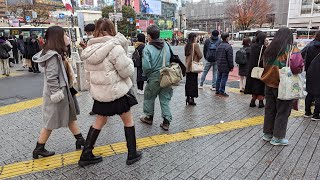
[
  {"xmin": 226, "ymin": 0, "xmax": 273, "ymax": 30},
  {"xmin": 8, "ymin": 0, "xmax": 60, "ymax": 26}
]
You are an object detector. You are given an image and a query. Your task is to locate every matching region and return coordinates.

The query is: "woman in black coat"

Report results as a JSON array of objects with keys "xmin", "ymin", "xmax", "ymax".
[
  {"xmin": 238, "ymin": 38, "xmax": 251, "ymax": 92},
  {"xmin": 244, "ymin": 33, "xmax": 267, "ymax": 108},
  {"xmin": 134, "ymin": 33, "xmax": 147, "ymax": 95},
  {"xmin": 26, "ymin": 36, "xmax": 41, "ymax": 73},
  {"xmin": 302, "ymin": 31, "xmax": 320, "ymax": 120}
]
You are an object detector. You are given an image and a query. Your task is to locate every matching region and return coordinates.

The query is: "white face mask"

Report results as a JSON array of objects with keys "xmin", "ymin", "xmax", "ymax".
[{"xmin": 64, "ymin": 35, "xmax": 70, "ymax": 46}]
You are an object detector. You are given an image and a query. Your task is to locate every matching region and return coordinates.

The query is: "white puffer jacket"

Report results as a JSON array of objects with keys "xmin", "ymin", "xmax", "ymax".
[{"xmin": 81, "ymin": 33, "xmax": 134, "ymax": 102}]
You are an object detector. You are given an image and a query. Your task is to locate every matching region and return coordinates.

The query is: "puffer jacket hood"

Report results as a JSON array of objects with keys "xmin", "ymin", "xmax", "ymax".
[
  {"xmin": 81, "ymin": 32, "xmax": 134, "ymax": 103},
  {"xmin": 82, "ymin": 33, "xmax": 128, "ymax": 63},
  {"xmin": 32, "ymin": 50, "xmax": 60, "ymax": 67},
  {"xmin": 149, "ymin": 39, "xmax": 164, "ymax": 50},
  {"xmin": 211, "ymin": 36, "xmax": 219, "ymax": 41}
]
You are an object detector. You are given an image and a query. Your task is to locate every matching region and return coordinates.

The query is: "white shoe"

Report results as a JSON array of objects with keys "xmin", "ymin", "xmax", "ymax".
[
  {"xmin": 198, "ymin": 85, "xmax": 203, "ymax": 89},
  {"xmin": 210, "ymin": 87, "xmax": 216, "ymax": 91},
  {"xmin": 137, "ymin": 90, "xmax": 144, "ymax": 95}
]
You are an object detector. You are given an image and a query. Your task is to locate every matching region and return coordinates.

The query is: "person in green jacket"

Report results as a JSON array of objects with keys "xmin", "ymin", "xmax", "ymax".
[{"xmin": 140, "ymin": 25, "xmax": 173, "ymax": 131}]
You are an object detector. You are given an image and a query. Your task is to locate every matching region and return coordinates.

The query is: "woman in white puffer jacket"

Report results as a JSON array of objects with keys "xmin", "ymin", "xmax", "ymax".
[{"xmin": 78, "ymin": 18, "xmax": 142, "ymax": 167}]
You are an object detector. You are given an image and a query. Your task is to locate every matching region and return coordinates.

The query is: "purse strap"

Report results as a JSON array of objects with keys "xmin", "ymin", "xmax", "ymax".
[
  {"xmin": 257, "ymin": 45, "xmax": 264, "ymax": 67},
  {"xmin": 192, "ymin": 43, "xmax": 194, "ymax": 62},
  {"xmin": 162, "ymin": 45, "xmax": 167, "ymax": 68},
  {"xmin": 286, "ymin": 45, "xmax": 294, "ymax": 67}
]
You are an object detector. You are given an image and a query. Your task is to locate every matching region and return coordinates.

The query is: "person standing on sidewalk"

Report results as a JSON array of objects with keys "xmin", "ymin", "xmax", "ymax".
[
  {"xmin": 185, "ymin": 32, "xmax": 203, "ymax": 105},
  {"xmin": 17, "ymin": 35, "xmax": 26, "ymax": 65},
  {"xmin": 244, "ymin": 33, "xmax": 267, "ymax": 108},
  {"xmin": 199, "ymin": 30, "xmax": 221, "ymax": 90},
  {"xmin": 215, "ymin": 33, "xmax": 234, "ymax": 97},
  {"xmin": 79, "ymin": 18, "xmax": 142, "ymax": 167},
  {"xmin": 32, "ymin": 26, "xmax": 85, "ymax": 159},
  {"xmin": 236, "ymin": 38, "xmax": 251, "ymax": 93},
  {"xmin": 261, "ymin": 27, "xmax": 304, "ymax": 145},
  {"xmin": 134, "ymin": 33, "xmax": 147, "ymax": 95},
  {"xmin": 140, "ymin": 25, "xmax": 173, "ymax": 131},
  {"xmin": 27, "ymin": 35, "xmax": 41, "ymax": 73},
  {"xmin": 8, "ymin": 36, "xmax": 19, "ymax": 65},
  {"xmin": 302, "ymin": 31, "xmax": 320, "ymax": 120},
  {"xmin": 0, "ymin": 36, "xmax": 12, "ymax": 76}
]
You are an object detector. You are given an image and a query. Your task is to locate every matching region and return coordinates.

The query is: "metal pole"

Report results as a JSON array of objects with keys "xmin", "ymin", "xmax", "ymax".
[
  {"xmin": 70, "ymin": 14, "xmax": 76, "ymax": 53},
  {"xmin": 114, "ymin": 0, "xmax": 118, "ymax": 32}
]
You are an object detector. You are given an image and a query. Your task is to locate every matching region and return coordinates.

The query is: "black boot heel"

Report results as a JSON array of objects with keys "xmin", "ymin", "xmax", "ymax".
[{"xmin": 32, "ymin": 142, "xmax": 55, "ymax": 159}]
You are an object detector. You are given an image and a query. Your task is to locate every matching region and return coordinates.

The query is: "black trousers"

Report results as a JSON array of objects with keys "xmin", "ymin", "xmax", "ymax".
[
  {"xmin": 305, "ymin": 93, "xmax": 320, "ymax": 115},
  {"xmin": 31, "ymin": 61, "xmax": 39, "ymax": 72},
  {"xmin": 263, "ymin": 86, "xmax": 293, "ymax": 139},
  {"xmin": 137, "ymin": 81, "xmax": 144, "ymax": 90}
]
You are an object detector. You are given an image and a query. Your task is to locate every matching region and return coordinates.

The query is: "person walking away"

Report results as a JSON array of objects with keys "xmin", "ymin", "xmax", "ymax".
[
  {"xmin": 140, "ymin": 25, "xmax": 173, "ymax": 131},
  {"xmin": 80, "ymin": 24, "xmax": 96, "ymax": 116},
  {"xmin": 134, "ymin": 33, "xmax": 147, "ymax": 95},
  {"xmin": 79, "ymin": 18, "xmax": 142, "ymax": 167},
  {"xmin": 185, "ymin": 33, "xmax": 203, "ymax": 105},
  {"xmin": 199, "ymin": 30, "xmax": 221, "ymax": 90},
  {"xmin": 236, "ymin": 38, "xmax": 251, "ymax": 93},
  {"xmin": 31, "ymin": 26, "xmax": 85, "ymax": 159},
  {"xmin": 215, "ymin": 33, "xmax": 234, "ymax": 97},
  {"xmin": 8, "ymin": 36, "xmax": 19, "ymax": 64},
  {"xmin": 302, "ymin": 31, "xmax": 320, "ymax": 120},
  {"xmin": 261, "ymin": 27, "xmax": 304, "ymax": 145},
  {"xmin": 244, "ymin": 33, "xmax": 267, "ymax": 108},
  {"xmin": 17, "ymin": 35, "xmax": 26, "ymax": 65},
  {"xmin": 27, "ymin": 35, "xmax": 41, "ymax": 73},
  {"xmin": 0, "ymin": 36, "xmax": 12, "ymax": 76}
]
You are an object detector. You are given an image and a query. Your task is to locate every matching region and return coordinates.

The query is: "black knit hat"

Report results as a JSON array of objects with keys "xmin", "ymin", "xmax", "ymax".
[{"xmin": 137, "ymin": 33, "xmax": 146, "ymax": 43}]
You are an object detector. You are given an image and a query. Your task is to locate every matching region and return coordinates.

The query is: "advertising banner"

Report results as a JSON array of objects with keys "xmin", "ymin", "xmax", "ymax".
[
  {"xmin": 140, "ymin": 0, "xmax": 161, "ymax": 15},
  {"xmin": 121, "ymin": 0, "xmax": 140, "ymax": 13}
]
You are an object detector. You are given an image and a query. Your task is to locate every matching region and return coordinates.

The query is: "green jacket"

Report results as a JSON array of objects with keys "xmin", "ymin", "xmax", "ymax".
[{"xmin": 142, "ymin": 41, "xmax": 171, "ymax": 80}]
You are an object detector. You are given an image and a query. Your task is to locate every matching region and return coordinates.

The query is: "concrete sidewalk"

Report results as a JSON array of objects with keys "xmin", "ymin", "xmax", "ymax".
[{"xmin": 0, "ymin": 85, "xmax": 315, "ymax": 180}]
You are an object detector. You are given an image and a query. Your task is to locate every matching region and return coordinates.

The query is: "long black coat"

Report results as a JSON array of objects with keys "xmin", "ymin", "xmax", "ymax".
[
  {"xmin": 244, "ymin": 43, "xmax": 266, "ymax": 96},
  {"xmin": 303, "ymin": 41, "xmax": 320, "ymax": 96},
  {"xmin": 238, "ymin": 46, "xmax": 251, "ymax": 76},
  {"xmin": 26, "ymin": 39, "xmax": 40, "ymax": 60},
  {"xmin": 136, "ymin": 43, "xmax": 147, "ymax": 82}
]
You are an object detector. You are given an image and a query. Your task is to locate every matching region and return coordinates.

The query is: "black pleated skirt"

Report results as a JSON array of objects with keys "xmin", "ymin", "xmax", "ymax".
[
  {"xmin": 92, "ymin": 95, "xmax": 134, "ymax": 117},
  {"xmin": 185, "ymin": 72, "xmax": 199, "ymax": 98}
]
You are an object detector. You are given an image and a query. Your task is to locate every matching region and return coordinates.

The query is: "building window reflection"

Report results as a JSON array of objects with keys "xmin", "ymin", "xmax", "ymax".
[
  {"xmin": 301, "ymin": 0, "xmax": 312, "ymax": 14},
  {"xmin": 313, "ymin": 0, "xmax": 320, "ymax": 14}
]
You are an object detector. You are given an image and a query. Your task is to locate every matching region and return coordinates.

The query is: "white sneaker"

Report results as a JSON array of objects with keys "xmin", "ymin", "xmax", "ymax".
[
  {"xmin": 210, "ymin": 87, "xmax": 216, "ymax": 91},
  {"xmin": 137, "ymin": 90, "xmax": 144, "ymax": 95},
  {"xmin": 198, "ymin": 85, "xmax": 203, "ymax": 89}
]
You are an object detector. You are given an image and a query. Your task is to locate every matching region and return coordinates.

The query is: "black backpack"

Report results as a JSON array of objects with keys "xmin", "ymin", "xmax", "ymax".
[
  {"xmin": 235, "ymin": 47, "xmax": 248, "ymax": 65},
  {"xmin": 206, "ymin": 39, "xmax": 219, "ymax": 62},
  {"xmin": 0, "ymin": 43, "xmax": 10, "ymax": 59}
]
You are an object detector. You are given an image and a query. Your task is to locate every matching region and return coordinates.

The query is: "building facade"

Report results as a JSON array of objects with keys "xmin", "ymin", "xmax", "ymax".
[
  {"xmin": 185, "ymin": 0, "xmax": 232, "ymax": 32},
  {"xmin": 288, "ymin": 0, "xmax": 320, "ymax": 28},
  {"xmin": 0, "ymin": 0, "xmax": 6, "ymax": 18},
  {"xmin": 270, "ymin": 0, "xmax": 290, "ymax": 27}
]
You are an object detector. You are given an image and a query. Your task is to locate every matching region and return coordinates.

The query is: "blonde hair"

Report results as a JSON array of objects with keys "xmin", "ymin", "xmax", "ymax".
[{"xmin": 93, "ymin": 18, "xmax": 117, "ymax": 37}]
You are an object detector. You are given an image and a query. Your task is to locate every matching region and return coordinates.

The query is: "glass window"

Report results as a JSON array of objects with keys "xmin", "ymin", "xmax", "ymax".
[
  {"xmin": 301, "ymin": 0, "xmax": 312, "ymax": 15},
  {"xmin": 313, "ymin": 0, "xmax": 320, "ymax": 14}
]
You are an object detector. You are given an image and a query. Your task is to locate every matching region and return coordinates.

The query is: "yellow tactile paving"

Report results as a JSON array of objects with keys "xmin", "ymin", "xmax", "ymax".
[
  {"xmin": 0, "ymin": 72, "xmax": 24, "ymax": 79},
  {"xmin": 0, "ymin": 98, "xmax": 43, "ymax": 116},
  {"xmin": 1, "ymin": 112, "xmax": 305, "ymax": 179}
]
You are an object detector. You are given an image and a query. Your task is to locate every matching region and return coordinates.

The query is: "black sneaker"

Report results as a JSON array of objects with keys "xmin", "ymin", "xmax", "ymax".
[
  {"xmin": 304, "ymin": 112, "xmax": 313, "ymax": 118},
  {"xmin": 311, "ymin": 115, "xmax": 320, "ymax": 121},
  {"xmin": 219, "ymin": 93, "xmax": 229, "ymax": 97}
]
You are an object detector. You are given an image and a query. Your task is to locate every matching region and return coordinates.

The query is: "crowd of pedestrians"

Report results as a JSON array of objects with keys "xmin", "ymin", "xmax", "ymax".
[
  {"xmin": 23, "ymin": 17, "xmax": 320, "ymax": 168},
  {"xmin": 0, "ymin": 34, "xmax": 43, "ymax": 76}
]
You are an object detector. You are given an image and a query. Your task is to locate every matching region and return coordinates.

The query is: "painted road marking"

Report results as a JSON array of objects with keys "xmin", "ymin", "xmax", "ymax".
[
  {"xmin": 0, "ymin": 98, "xmax": 43, "ymax": 116},
  {"xmin": 0, "ymin": 112, "xmax": 304, "ymax": 179},
  {"xmin": 0, "ymin": 72, "xmax": 25, "ymax": 79}
]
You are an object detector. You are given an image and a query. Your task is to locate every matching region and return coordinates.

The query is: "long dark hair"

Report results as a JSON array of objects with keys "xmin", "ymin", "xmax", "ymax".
[
  {"xmin": 263, "ymin": 27, "xmax": 293, "ymax": 62},
  {"xmin": 43, "ymin": 26, "xmax": 68, "ymax": 57},
  {"xmin": 185, "ymin": 33, "xmax": 197, "ymax": 56}
]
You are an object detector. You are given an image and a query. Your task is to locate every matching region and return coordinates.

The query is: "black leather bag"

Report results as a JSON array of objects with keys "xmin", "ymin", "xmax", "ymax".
[{"xmin": 126, "ymin": 88, "xmax": 138, "ymax": 106}]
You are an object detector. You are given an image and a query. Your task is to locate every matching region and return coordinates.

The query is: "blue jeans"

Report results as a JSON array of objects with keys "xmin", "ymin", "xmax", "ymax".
[
  {"xmin": 216, "ymin": 72, "xmax": 229, "ymax": 93},
  {"xmin": 200, "ymin": 61, "xmax": 217, "ymax": 87}
]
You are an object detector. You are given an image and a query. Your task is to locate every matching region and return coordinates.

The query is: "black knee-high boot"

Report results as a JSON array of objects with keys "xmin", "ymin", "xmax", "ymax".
[
  {"xmin": 124, "ymin": 126, "xmax": 142, "ymax": 165},
  {"xmin": 78, "ymin": 126, "xmax": 102, "ymax": 167}
]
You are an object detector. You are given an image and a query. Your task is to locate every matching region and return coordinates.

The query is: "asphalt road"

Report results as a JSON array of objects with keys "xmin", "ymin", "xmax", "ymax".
[{"xmin": 0, "ymin": 45, "xmax": 241, "ymax": 106}]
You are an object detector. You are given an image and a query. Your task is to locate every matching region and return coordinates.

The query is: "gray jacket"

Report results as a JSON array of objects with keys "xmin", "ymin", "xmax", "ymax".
[{"xmin": 33, "ymin": 50, "xmax": 77, "ymax": 129}]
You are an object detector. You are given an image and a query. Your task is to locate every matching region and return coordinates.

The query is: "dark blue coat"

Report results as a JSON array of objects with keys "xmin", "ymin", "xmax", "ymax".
[{"xmin": 216, "ymin": 41, "xmax": 234, "ymax": 73}]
